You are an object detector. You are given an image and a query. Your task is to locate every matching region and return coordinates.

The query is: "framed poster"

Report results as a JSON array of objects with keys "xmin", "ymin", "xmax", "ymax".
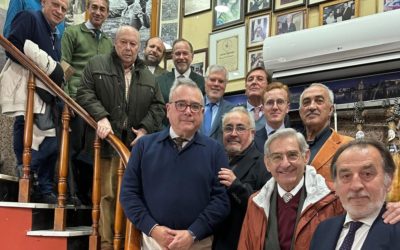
[
  {"xmin": 307, "ymin": 0, "xmax": 329, "ymax": 6},
  {"xmin": 320, "ymin": 0, "xmax": 359, "ymax": 25},
  {"xmin": 247, "ymin": 48, "xmax": 264, "ymax": 72},
  {"xmin": 184, "ymin": 0, "xmax": 211, "ymax": 16},
  {"xmin": 191, "ymin": 49, "xmax": 208, "ymax": 76},
  {"xmin": 275, "ymin": 9, "xmax": 306, "ymax": 35},
  {"xmin": 247, "ymin": 0, "xmax": 271, "ymax": 15},
  {"xmin": 274, "ymin": 0, "xmax": 305, "ymax": 11},
  {"xmin": 212, "ymin": 0, "xmax": 245, "ymax": 31},
  {"xmin": 381, "ymin": 0, "xmax": 400, "ymax": 12},
  {"xmin": 209, "ymin": 26, "xmax": 246, "ymax": 80},
  {"xmin": 159, "ymin": 0, "xmax": 182, "ymax": 48},
  {"xmin": 247, "ymin": 13, "xmax": 270, "ymax": 47}
]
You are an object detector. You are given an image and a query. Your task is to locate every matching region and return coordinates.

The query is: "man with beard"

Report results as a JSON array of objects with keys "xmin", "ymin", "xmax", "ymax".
[
  {"xmin": 310, "ymin": 139, "xmax": 400, "ymax": 250},
  {"xmin": 143, "ymin": 37, "xmax": 168, "ymax": 77},
  {"xmin": 157, "ymin": 38, "xmax": 205, "ymax": 103}
]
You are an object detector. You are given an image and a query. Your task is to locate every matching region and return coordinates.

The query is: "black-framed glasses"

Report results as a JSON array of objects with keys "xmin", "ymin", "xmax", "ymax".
[
  {"xmin": 172, "ymin": 101, "xmax": 203, "ymax": 113},
  {"xmin": 268, "ymin": 150, "xmax": 302, "ymax": 164},
  {"xmin": 223, "ymin": 125, "xmax": 251, "ymax": 134},
  {"xmin": 265, "ymin": 99, "xmax": 287, "ymax": 108}
]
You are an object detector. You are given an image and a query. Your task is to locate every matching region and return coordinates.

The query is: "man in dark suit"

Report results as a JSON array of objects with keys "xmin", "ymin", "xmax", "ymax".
[
  {"xmin": 341, "ymin": 2, "xmax": 352, "ymax": 21},
  {"xmin": 213, "ymin": 106, "xmax": 271, "ymax": 250},
  {"xmin": 310, "ymin": 139, "xmax": 400, "ymax": 250},
  {"xmin": 156, "ymin": 38, "xmax": 205, "ymax": 103},
  {"xmin": 143, "ymin": 37, "xmax": 168, "ymax": 77},
  {"xmin": 200, "ymin": 65, "xmax": 234, "ymax": 143},
  {"xmin": 254, "ymin": 82, "xmax": 290, "ymax": 153}
]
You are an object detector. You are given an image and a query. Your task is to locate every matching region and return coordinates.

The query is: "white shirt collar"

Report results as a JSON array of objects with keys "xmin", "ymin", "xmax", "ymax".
[
  {"xmin": 277, "ymin": 176, "xmax": 305, "ymax": 198},
  {"xmin": 174, "ymin": 68, "xmax": 191, "ymax": 79},
  {"xmin": 265, "ymin": 122, "xmax": 285, "ymax": 135},
  {"xmin": 343, "ymin": 205, "xmax": 382, "ymax": 227},
  {"xmin": 169, "ymin": 127, "xmax": 194, "ymax": 141}
]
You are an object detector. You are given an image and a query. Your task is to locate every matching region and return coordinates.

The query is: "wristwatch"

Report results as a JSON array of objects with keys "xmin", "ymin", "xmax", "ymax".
[{"xmin": 188, "ymin": 230, "xmax": 196, "ymax": 242}]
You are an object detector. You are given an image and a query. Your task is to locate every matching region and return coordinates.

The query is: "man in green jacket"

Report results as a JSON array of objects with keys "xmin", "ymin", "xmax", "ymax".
[{"xmin": 76, "ymin": 26, "xmax": 165, "ymax": 250}]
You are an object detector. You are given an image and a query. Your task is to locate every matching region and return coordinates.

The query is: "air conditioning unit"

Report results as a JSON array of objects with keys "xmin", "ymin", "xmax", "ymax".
[{"xmin": 263, "ymin": 9, "xmax": 400, "ymax": 85}]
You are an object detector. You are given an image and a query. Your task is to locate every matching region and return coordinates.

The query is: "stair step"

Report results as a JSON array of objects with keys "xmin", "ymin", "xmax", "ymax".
[{"xmin": 27, "ymin": 226, "xmax": 92, "ymax": 237}]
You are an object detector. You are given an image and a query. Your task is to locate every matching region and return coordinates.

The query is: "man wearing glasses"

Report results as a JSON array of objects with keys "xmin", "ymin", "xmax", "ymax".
[
  {"xmin": 120, "ymin": 78, "xmax": 230, "ymax": 250},
  {"xmin": 254, "ymin": 82, "xmax": 290, "ymax": 153},
  {"xmin": 238, "ymin": 128, "xmax": 344, "ymax": 250},
  {"xmin": 213, "ymin": 107, "xmax": 271, "ymax": 250}
]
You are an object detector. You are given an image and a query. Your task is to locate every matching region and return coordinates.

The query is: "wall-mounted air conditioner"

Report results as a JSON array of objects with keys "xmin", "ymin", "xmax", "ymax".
[{"xmin": 263, "ymin": 9, "xmax": 400, "ymax": 85}]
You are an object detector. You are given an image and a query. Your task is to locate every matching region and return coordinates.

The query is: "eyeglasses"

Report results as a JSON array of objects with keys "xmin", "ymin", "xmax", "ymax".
[
  {"xmin": 172, "ymin": 101, "xmax": 203, "ymax": 113},
  {"xmin": 223, "ymin": 125, "xmax": 251, "ymax": 134},
  {"xmin": 265, "ymin": 99, "xmax": 287, "ymax": 108},
  {"xmin": 268, "ymin": 151, "xmax": 302, "ymax": 164}
]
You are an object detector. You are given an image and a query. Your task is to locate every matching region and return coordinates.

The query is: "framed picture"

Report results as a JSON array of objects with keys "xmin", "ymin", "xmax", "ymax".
[
  {"xmin": 212, "ymin": 0, "xmax": 245, "ymax": 31},
  {"xmin": 246, "ymin": 0, "xmax": 271, "ymax": 14},
  {"xmin": 382, "ymin": 0, "xmax": 400, "ymax": 12},
  {"xmin": 164, "ymin": 49, "xmax": 208, "ymax": 76},
  {"xmin": 159, "ymin": 0, "xmax": 182, "ymax": 48},
  {"xmin": 307, "ymin": 0, "xmax": 329, "ymax": 6},
  {"xmin": 209, "ymin": 26, "xmax": 246, "ymax": 80},
  {"xmin": 184, "ymin": 0, "xmax": 211, "ymax": 16},
  {"xmin": 275, "ymin": 9, "xmax": 307, "ymax": 35},
  {"xmin": 274, "ymin": 0, "xmax": 305, "ymax": 12},
  {"xmin": 247, "ymin": 13, "xmax": 270, "ymax": 47},
  {"xmin": 247, "ymin": 48, "xmax": 264, "ymax": 72},
  {"xmin": 320, "ymin": 0, "xmax": 359, "ymax": 25}
]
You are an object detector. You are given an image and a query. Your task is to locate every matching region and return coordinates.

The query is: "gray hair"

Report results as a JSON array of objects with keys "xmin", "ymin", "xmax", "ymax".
[
  {"xmin": 299, "ymin": 83, "xmax": 334, "ymax": 108},
  {"xmin": 264, "ymin": 128, "xmax": 309, "ymax": 156},
  {"xmin": 205, "ymin": 65, "xmax": 229, "ymax": 83},
  {"xmin": 222, "ymin": 106, "xmax": 255, "ymax": 130},
  {"xmin": 168, "ymin": 78, "xmax": 204, "ymax": 105}
]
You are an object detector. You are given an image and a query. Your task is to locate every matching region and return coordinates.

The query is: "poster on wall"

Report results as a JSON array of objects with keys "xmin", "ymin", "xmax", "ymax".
[{"xmin": 159, "ymin": 0, "xmax": 181, "ymax": 49}]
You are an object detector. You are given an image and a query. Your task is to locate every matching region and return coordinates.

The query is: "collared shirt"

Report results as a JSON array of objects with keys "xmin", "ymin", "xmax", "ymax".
[
  {"xmin": 85, "ymin": 20, "xmax": 101, "ymax": 39},
  {"xmin": 265, "ymin": 122, "xmax": 285, "ymax": 136},
  {"xmin": 277, "ymin": 176, "xmax": 304, "ymax": 198},
  {"xmin": 174, "ymin": 68, "xmax": 191, "ymax": 79},
  {"xmin": 246, "ymin": 101, "xmax": 263, "ymax": 120},
  {"xmin": 124, "ymin": 66, "xmax": 133, "ymax": 101},
  {"xmin": 147, "ymin": 65, "xmax": 155, "ymax": 74},
  {"xmin": 170, "ymin": 127, "xmax": 194, "ymax": 149},
  {"xmin": 305, "ymin": 126, "xmax": 332, "ymax": 163},
  {"xmin": 205, "ymin": 96, "xmax": 221, "ymax": 125},
  {"xmin": 335, "ymin": 208, "xmax": 381, "ymax": 250}
]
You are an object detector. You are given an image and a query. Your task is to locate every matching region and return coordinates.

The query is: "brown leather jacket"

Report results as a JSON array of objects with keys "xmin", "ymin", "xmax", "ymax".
[{"xmin": 237, "ymin": 166, "xmax": 345, "ymax": 250}]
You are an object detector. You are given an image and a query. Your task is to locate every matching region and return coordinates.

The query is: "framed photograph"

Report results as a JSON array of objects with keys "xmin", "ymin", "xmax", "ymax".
[
  {"xmin": 307, "ymin": 0, "xmax": 329, "ymax": 6},
  {"xmin": 274, "ymin": 0, "xmax": 305, "ymax": 12},
  {"xmin": 247, "ymin": 48, "xmax": 264, "ymax": 72},
  {"xmin": 382, "ymin": 0, "xmax": 400, "ymax": 12},
  {"xmin": 320, "ymin": 0, "xmax": 359, "ymax": 25},
  {"xmin": 212, "ymin": 0, "xmax": 245, "ymax": 31},
  {"xmin": 247, "ymin": 14, "xmax": 270, "ymax": 47},
  {"xmin": 247, "ymin": 0, "xmax": 271, "ymax": 14},
  {"xmin": 184, "ymin": 0, "xmax": 211, "ymax": 16},
  {"xmin": 275, "ymin": 9, "xmax": 307, "ymax": 35},
  {"xmin": 159, "ymin": 0, "xmax": 182, "ymax": 48},
  {"xmin": 209, "ymin": 26, "xmax": 246, "ymax": 80}
]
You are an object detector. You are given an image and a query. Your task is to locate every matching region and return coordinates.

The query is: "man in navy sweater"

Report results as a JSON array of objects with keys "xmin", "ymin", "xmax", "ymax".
[{"xmin": 120, "ymin": 78, "xmax": 230, "ymax": 249}]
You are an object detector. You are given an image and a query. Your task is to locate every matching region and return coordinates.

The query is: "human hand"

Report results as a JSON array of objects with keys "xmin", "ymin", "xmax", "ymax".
[
  {"xmin": 150, "ymin": 225, "xmax": 175, "ymax": 249},
  {"xmin": 166, "ymin": 229, "xmax": 193, "ymax": 250},
  {"xmin": 383, "ymin": 201, "xmax": 400, "ymax": 224},
  {"xmin": 130, "ymin": 127, "xmax": 147, "ymax": 146},
  {"xmin": 218, "ymin": 167, "xmax": 237, "ymax": 187},
  {"xmin": 96, "ymin": 117, "xmax": 113, "ymax": 139}
]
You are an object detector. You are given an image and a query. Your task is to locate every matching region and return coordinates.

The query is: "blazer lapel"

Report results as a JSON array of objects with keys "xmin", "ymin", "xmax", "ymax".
[{"xmin": 311, "ymin": 130, "xmax": 342, "ymax": 172}]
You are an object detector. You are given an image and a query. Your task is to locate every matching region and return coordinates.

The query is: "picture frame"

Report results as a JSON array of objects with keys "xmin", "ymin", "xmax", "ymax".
[
  {"xmin": 377, "ymin": 0, "xmax": 400, "ymax": 12},
  {"xmin": 247, "ymin": 47, "xmax": 264, "ymax": 72},
  {"xmin": 320, "ymin": 0, "xmax": 359, "ymax": 25},
  {"xmin": 274, "ymin": 0, "xmax": 305, "ymax": 12},
  {"xmin": 212, "ymin": 0, "xmax": 245, "ymax": 31},
  {"xmin": 275, "ymin": 9, "xmax": 307, "ymax": 35},
  {"xmin": 246, "ymin": 0, "xmax": 271, "ymax": 15},
  {"xmin": 307, "ymin": 0, "xmax": 329, "ymax": 6},
  {"xmin": 247, "ymin": 13, "xmax": 270, "ymax": 47},
  {"xmin": 158, "ymin": 0, "xmax": 182, "ymax": 49},
  {"xmin": 209, "ymin": 26, "xmax": 246, "ymax": 81},
  {"xmin": 184, "ymin": 0, "xmax": 211, "ymax": 17},
  {"xmin": 164, "ymin": 49, "xmax": 208, "ymax": 76}
]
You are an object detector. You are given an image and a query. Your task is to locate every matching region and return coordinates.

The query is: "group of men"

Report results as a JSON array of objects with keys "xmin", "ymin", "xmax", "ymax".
[{"xmin": 2, "ymin": 0, "xmax": 400, "ymax": 250}]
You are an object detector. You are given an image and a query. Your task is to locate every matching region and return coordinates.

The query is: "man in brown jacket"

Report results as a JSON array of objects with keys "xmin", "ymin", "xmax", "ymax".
[{"xmin": 238, "ymin": 128, "xmax": 344, "ymax": 250}]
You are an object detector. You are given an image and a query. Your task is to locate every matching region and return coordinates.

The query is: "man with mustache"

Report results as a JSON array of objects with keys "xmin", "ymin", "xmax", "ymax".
[
  {"xmin": 143, "ymin": 37, "xmax": 168, "ymax": 77},
  {"xmin": 310, "ymin": 139, "xmax": 400, "ymax": 250},
  {"xmin": 299, "ymin": 83, "xmax": 352, "ymax": 181}
]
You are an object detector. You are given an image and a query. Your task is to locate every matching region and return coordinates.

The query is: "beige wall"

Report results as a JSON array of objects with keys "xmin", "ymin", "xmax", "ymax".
[{"xmin": 180, "ymin": 0, "xmax": 383, "ymax": 93}]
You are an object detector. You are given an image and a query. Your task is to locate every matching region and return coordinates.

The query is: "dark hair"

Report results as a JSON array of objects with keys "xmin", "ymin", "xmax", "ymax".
[
  {"xmin": 330, "ymin": 139, "xmax": 396, "ymax": 180},
  {"xmin": 245, "ymin": 66, "xmax": 271, "ymax": 83},
  {"xmin": 172, "ymin": 38, "xmax": 194, "ymax": 54}
]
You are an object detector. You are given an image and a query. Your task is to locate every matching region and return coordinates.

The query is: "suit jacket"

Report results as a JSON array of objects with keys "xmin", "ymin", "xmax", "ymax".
[
  {"xmin": 200, "ymin": 98, "xmax": 234, "ymax": 143},
  {"xmin": 156, "ymin": 70, "xmax": 205, "ymax": 103},
  {"xmin": 310, "ymin": 206, "xmax": 400, "ymax": 250},
  {"xmin": 153, "ymin": 65, "xmax": 168, "ymax": 77},
  {"xmin": 254, "ymin": 127, "xmax": 268, "ymax": 153},
  {"xmin": 213, "ymin": 143, "xmax": 271, "ymax": 250},
  {"xmin": 241, "ymin": 103, "xmax": 291, "ymax": 131}
]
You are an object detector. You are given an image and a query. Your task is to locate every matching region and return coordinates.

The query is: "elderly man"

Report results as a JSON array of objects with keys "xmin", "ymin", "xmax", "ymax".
[
  {"xmin": 157, "ymin": 38, "xmax": 205, "ymax": 103},
  {"xmin": 310, "ymin": 139, "xmax": 400, "ymax": 250},
  {"xmin": 120, "ymin": 79, "xmax": 230, "ymax": 250},
  {"xmin": 200, "ymin": 65, "xmax": 234, "ymax": 143},
  {"xmin": 238, "ymin": 128, "xmax": 344, "ymax": 250},
  {"xmin": 299, "ymin": 83, "xmax": 353, "ymax": 181},
  {"xmin": 76, "ymin": 26, "xmax": 165, "ymax": 249},
  {"xmin": 213, "ymin": 107, "xmax": 271, "ymax": 250},
  {"xmin": 143, "ymin": 36, "xmax": 168, "ymax": 76},
  {"xmin": 61, "ymin": 0, "xmax": 113, "ymax": 205},
  {"xmin": 255, "ymin": 82, "xmax": 290, "ymax": 153}
]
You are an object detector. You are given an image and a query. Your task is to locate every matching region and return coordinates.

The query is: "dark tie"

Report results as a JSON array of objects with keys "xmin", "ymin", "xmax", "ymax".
[
  {"xmin": 203, "ymin": 103, "xmax": 215, "ymax": 136},
  {"xmin": 173, "ymin": 137, "xmax": 187, "ymax": 151},
  {"xmin": 339, "ymin": 221, "xmax": 363, "ymax": 250},
  {"xmin": 282, "ymin": 192, "xmax": 293, "ymax": 203},
  {"xmin": 93, "ymin": 29, "xmax": 101, "ymax": 40}
]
